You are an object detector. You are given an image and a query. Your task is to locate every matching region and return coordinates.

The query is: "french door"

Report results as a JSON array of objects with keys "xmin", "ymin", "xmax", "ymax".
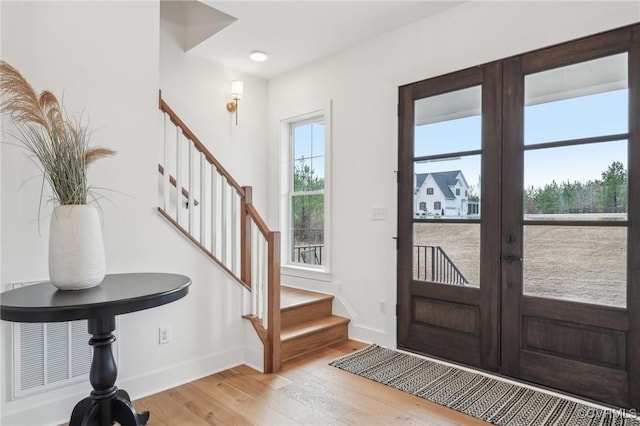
[
  {"xmin": 397, "ymin": 62, "xmax": 502, "ymax": 370},
  {"xmin": 397, "ymin": 24, "xmax": 640, "ymax": 407}
]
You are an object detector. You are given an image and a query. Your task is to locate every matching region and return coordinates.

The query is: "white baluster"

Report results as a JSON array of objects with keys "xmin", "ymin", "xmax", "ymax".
[
  {"xmin": 258, "ymin": 234, "xmax": 266, "ymax": 322},
  {"xmin": 251, "ymin": 222, "xmax": 258, "ymax": 316},
  {"xmin": 200, "ymin": 154, "xmax": 206, "ymax": 245},
  {"xmin": 231, "ymin": 191, "xmax": 237, "ymax": 274},
  {"xmin": 211, "ymin": 167, "xmax": 218, "ymax": 256},
  {"xmin": 221, "ymin": 177, "xmax": 228, "ymax": 266},
  {"xmin": 264, "ymin": 236, "xmax": 269, "ymax": 328},
  {"xmin": 175, "ymin": 128, "xmax": 183, "ymax": 225},
  {"xmin": 163, "ymin": 113, "xmax": 170, "ymax": 213},
  {"xmin": 188, "ymin": 142, "xmax": 195, "ymax": 235}
]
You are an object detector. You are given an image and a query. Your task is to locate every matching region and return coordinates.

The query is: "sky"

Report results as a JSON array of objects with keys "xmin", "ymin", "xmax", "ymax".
[
  {"xmin": 414, "ymin": 89, "xmax": 628, "ymax": 191},
  {"xmin": 293, "ymin": 121, "xmax": 325, "ymax": 180}
]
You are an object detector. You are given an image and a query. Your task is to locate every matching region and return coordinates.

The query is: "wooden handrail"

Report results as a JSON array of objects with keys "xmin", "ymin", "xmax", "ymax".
[
  {"xmin": 159, "ymin": 94, "xmax": 245, "ymax": 196},
  {"xmin": 246, "ymin": 204, "xmax": 271, "ymax": 239},
  {"xmin": 158, "ymin": 164, "xmax": 199, "ymax": 206}
]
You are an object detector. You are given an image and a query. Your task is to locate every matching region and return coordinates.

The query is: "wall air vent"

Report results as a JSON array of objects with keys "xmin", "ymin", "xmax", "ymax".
[{"xmin": 11, "ymin": 281, "xmax": 97, "ymax": 399}]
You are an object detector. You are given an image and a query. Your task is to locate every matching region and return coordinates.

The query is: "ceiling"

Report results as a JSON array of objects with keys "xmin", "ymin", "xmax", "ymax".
[{"xmin": 189, "ymin": 1, "xmax": 466, "ymax": 79}]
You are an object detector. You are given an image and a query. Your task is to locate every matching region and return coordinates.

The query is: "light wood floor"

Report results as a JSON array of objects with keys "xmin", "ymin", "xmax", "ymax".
[{"xmin": 130, "ymin": 340, "xmax": 489, "ymax": 425}]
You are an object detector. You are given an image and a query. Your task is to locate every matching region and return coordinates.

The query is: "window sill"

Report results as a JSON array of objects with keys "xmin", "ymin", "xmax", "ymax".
[{"xmin": 282, "ymin": 264, "xmax": 332, "ymax": 283}]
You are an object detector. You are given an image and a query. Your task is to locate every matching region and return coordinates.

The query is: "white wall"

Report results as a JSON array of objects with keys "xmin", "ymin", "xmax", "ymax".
[
  {"xmin": 267, "ymin": 1, "xmax": 640, "ymax": 347},
  {"xmin": 0, "ymin": 2, "xmax": 267, "ymax": 425},
  {"xmin": 160, "ymin": 1, "xmax": 269, "ymax": 213}
]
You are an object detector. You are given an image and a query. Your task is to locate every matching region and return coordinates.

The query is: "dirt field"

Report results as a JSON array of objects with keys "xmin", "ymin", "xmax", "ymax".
[{"xmin": 413, "ymin": 223, "xmax": 626, "ymax": 307}]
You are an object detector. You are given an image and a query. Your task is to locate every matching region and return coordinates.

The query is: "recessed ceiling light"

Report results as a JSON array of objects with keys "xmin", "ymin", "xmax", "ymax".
[{"xmin": 249, "ymin": 51, "xmax": 268, "ymax": 62}]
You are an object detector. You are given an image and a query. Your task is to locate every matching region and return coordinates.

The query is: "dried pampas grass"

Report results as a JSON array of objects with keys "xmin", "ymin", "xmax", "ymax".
[{"xmin": 0, "ymin": 60, "xmax": 115, "ymax": 205}]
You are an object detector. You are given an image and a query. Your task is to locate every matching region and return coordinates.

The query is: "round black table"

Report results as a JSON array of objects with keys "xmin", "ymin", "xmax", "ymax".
[{"xmin": 0, "ymin": 272, "xmax": 191, "ymax": 426}]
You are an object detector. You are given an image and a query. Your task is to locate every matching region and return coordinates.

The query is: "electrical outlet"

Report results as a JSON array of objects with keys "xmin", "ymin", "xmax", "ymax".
[
  {"xmin": 379, "ymin": 300, "xmax": 387, "ymax": 313},
  {"xmin": 158, "ymin": 326, "xmax": 171, "ymax": 344}
]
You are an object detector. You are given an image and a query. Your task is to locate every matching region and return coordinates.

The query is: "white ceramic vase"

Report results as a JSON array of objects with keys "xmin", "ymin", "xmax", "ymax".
[{"xmin": 49, "ymin": 204, "xmax": 106, "ymax": 290}]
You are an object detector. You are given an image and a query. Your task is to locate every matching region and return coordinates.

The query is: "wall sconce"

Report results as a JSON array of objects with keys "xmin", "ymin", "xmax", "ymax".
[{"xmin": 226, "ymin": 80, "xmax": 244, "ymax": 125}]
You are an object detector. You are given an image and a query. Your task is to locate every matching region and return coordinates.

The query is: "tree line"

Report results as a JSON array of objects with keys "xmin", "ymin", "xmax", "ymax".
[{"xmin": 524, "ymin": 161, "xmax": 627, "ymax": 214}]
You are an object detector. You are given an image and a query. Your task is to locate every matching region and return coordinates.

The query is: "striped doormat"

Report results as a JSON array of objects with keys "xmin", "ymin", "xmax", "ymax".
[{"xmin": 330, "ymin": 345, "xmax": 639, "ymax": 426}]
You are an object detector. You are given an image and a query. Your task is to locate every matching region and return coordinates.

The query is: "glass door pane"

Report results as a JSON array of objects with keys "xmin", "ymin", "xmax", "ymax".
[
  {"xmin": 415, "ymin": 86, "xmax": 482, "ymax": 156},
  {"xmin": 524, "ymin": 140, "xmax": 628, "ymax": 221},
  {"xmin": 414, "ymin": 155, "xmax": 481, "ymax": 219},
  {"xmin": 524, "ymin": 53, "xmax": 628, "ymax": 145},
  {"xmin": 413, "ymin": 223, "xmax": 480, "ymax": 287},
  {"xmin": 523, "ymin": 225, "xmax": 627, "ymax": 307}
]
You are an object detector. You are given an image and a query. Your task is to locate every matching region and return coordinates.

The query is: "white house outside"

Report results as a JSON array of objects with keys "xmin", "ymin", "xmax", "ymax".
[{"xmin": 414, "ymin": 170, "xmax": 479, "ymax": 217}]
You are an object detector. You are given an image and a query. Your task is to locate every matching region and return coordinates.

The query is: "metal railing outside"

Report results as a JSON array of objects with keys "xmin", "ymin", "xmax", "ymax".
[{"xmin": 414, "ymin": 245, "xmax": 468, "ymax": 286}]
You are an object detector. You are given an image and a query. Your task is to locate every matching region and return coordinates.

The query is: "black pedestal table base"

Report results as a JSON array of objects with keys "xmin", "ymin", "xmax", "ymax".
[{"xmin": 69, "ymin": 317, "xmax": 149, "ymax": 426}]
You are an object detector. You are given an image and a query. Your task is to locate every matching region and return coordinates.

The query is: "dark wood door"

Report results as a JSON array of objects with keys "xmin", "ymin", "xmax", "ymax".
[
  {"xmin": 397, "ymin": 63, "xmax": 502, "ymax": 370},
  {"xmin": 398, "ymin": 24, "xmax": 640, "ymax": 407}
]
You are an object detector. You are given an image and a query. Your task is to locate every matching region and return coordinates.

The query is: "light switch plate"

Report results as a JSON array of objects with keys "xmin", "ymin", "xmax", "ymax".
[{"xmin": 371, "ymin": 207, "xmax": 387, "ymax": 221}]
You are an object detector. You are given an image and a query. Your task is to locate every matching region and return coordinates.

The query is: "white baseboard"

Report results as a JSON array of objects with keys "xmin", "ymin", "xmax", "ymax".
[
  {"xmin": 279, "ymin": 275, "xmax": 341, "ymax": 295},
  {"xmin": 1, "ymin": 385, "xmax": 90, "ymax": 426},
  {"xmin": 349, "ymin": 323, "xmax": 392, "ymax": 347},
  {"xmin": 119, "ymin": 347, "xmax": 246, "ymax": 400}
]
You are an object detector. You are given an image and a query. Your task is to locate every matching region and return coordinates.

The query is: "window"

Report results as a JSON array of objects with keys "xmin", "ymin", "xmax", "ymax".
[
  {"xmin": 456, "ymin": 188, "xmax": 460, "ymax": 196},
  {"xmin": 426, "ymin": 187, "xmax": 434, "ymax": 195},
  {"xmin": 290, "ymin": 119, "xmax": 324, "ymax": 266},
  {"xmin": 434, "ymin": 201, "xmax": 441, "ymax": 211},
  {"xmin": 281, "ymin": 104, "xmax": 331, "ymax": 272}
]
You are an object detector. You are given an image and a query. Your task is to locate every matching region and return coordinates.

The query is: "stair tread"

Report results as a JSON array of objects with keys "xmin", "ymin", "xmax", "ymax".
[
  {"xmin": 281, "ymin": 315, "xmax": 350, "ymax": 340},
  {"xmin": 281, "ymin": 286, "xmax": 333, "ymax": 310}
]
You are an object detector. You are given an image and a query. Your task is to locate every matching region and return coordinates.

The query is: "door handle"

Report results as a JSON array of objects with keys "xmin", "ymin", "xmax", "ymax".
[{"xmin": 503, "ymin": 255, "xmax": 522, "ymax": 262}]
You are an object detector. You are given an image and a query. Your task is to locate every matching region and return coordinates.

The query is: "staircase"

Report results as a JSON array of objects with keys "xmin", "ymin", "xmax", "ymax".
[
  {"xmin": 280, "ymin": 287, "xmax": 349, "ymax": 362},
  {"xmin": 156, "ymin": 93, "xmax": 348, "ymax": 373}
]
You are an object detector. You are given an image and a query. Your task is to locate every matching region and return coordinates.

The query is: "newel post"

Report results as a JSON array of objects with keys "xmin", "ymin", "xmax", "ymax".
[
  {"xmin": 267, "ymin": 231, "xmax": 282, "ymax": 373},
  {"xmin": 240, "ymin": 186, "xmax": 252, "ymax": 288}
]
